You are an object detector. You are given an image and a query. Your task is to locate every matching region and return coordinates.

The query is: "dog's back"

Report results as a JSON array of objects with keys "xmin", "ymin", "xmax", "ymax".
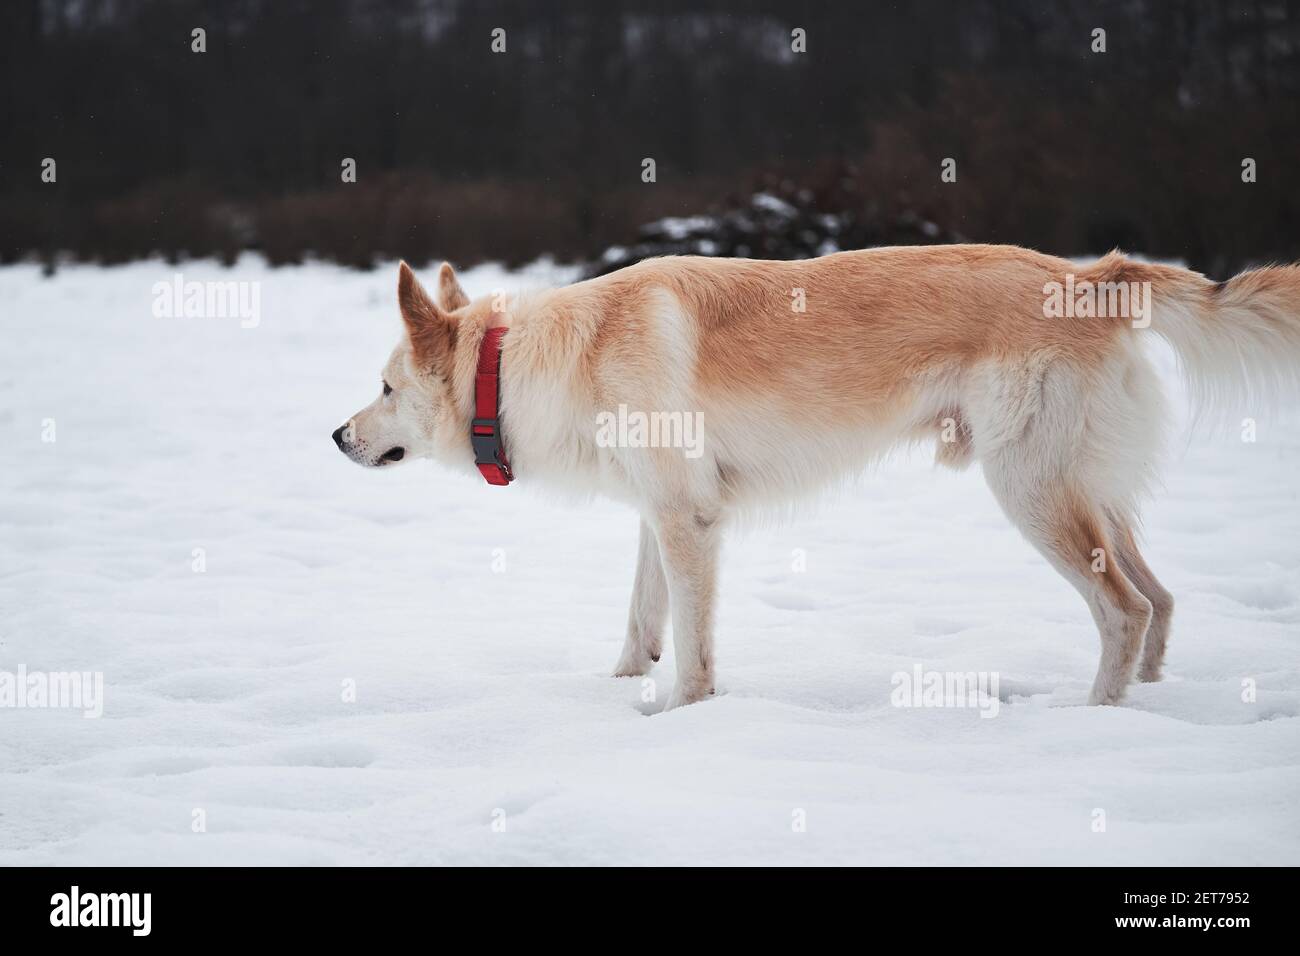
[{"xmin": 531, "ymin": 246, "xmax": 1135, "ymax": 508}]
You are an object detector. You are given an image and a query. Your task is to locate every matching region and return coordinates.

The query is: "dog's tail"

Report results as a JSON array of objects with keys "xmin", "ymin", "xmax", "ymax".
[{"xmin": 1091, "ymin": 251, "xmax": 1300, "ymax": 418}]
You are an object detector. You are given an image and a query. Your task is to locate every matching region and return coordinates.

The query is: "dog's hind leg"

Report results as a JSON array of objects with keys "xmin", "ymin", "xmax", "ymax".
[
  {"xmin": 1003, "ymin": 494, "xmax": 1154, "ymax": 704},
  {"xmin": 612, "ymin": 519, "xmax": 669, "ymax": 677},
  {"xmin": 984, "ymin": 469, "xmax": 1153, "ymax": 705},
  {"xmin": 1106, "ymin": 514, "xmax": 1174, "ymax": 683},
  {"xmin": 973, "ymin": 354, "xmax": 1161, "ymax": 704}
]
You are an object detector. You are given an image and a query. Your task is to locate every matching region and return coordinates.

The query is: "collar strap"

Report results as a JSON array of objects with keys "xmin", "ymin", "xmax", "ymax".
[{"xmin": 471, "ymin": 327, "xmax": 514, "ymax": 485}]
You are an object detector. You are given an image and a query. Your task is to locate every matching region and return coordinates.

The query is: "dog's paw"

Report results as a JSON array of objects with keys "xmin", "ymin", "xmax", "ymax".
[
  {"xmin": 612, "ymin": 662, "xmax": 651, "ymax": 678},
  {"xmin": 611, "ymin": 651, "xmax": 659, "ymax": 678},
  {"xmin": 1087, "ymin": 684, "xmax": 1128, "ymax": 706},
  {"xmin": 611, "ymin": 643, "xmax": 660, "ymax": 678},
  {"xmin": 661, "ymin": 682, "xmax": 715, "ymax": 712}
]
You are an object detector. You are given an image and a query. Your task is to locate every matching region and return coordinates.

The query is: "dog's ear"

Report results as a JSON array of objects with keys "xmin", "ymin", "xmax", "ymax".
[
  {"xmin": 436, "ymin": 261, "xmax": 470, "ymax": 311},
  {"xmin": 397, "ymin": 261, "xmax": 456, "ymax": 370}
]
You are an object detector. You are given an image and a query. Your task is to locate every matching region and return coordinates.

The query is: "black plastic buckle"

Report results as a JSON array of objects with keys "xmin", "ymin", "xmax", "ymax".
[{"xmin": 471, "ymin": 417, "xmax": 504, "ymax": 467}]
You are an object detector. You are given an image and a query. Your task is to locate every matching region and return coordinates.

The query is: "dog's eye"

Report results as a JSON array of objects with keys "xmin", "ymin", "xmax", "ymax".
[{"xmin": 382, "ymin": 382, "xmax": 392, "ymax": 396}]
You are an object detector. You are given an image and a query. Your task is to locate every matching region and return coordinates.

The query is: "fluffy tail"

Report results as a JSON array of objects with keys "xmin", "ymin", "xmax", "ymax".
[{"xmin": 1091, "ymin": 252, "xmax": 1300, "ymax": 416}]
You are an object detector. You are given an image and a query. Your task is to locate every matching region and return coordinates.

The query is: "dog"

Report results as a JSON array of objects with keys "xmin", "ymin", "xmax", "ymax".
[{"xmin": 333, "ymin": 245, "xmax": 1300, "ymax": 710}]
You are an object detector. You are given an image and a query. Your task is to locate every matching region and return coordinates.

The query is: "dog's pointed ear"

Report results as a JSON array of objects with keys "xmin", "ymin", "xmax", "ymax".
[
  {"xmin": 437, "ymin": 261, "xmax": 470, "ymax": 311},
  {"xmin": 397, "ymin": 261, "xmax": 456, "ymax": 369},
  {"xmin": 397, "ymin": 261, "xmax": 445, "ymax": 330}
]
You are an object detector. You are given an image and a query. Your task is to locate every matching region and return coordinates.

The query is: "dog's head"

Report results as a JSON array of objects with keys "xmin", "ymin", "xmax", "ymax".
[{"xmin": 332, "ymin": 261, "xmax": 474, "ymax": 468}]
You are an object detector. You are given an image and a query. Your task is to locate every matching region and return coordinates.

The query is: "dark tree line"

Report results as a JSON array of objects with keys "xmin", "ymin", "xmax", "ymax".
[{"xmin": 1, "ymin": 0, "xmax": 1297, "ymax": 276}]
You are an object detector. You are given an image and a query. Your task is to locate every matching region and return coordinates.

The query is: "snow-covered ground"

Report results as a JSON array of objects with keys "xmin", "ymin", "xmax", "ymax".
[{"xmin": 1, "ymin": 256, "xmax": 1297, "ymax": 866}]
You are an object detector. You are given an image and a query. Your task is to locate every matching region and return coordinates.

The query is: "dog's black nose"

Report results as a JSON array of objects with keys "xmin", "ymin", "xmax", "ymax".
[{"xmin": 332, "ymin": 425, "xmax": 346, "ymax": 448}]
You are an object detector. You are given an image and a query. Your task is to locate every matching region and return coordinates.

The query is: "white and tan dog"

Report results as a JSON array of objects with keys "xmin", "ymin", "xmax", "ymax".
[{"xmin": 333, "ymin": 246, "xmax": 1300, "ymax": 710}]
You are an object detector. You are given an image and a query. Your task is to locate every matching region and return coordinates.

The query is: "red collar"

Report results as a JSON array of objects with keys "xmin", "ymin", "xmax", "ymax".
[{"xmin": 470, "ymin": 327, "xmax": 514, "ymax": 485}]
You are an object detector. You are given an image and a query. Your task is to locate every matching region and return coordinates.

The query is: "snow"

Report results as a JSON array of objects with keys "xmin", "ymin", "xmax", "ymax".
[
  {"xmin": 643, "ymin": 215, "xmax": 716, "ymax": 240},
  {"xmin": 750, "ymin": 193, "xmax": 798, "ymax": 218},
  {"xmin": 1, "ymin": 255, "xmax": 1297, "ymax": 866}
]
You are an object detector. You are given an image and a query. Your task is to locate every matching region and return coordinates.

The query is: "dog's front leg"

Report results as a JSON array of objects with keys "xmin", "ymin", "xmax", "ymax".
[
  {"xmin": 653, "ymin": 506, "xmax": 721, "ymax": 710},
  {"xmin": 612, "ymin": 519, "xmax": 668, "ymax": 677}
]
